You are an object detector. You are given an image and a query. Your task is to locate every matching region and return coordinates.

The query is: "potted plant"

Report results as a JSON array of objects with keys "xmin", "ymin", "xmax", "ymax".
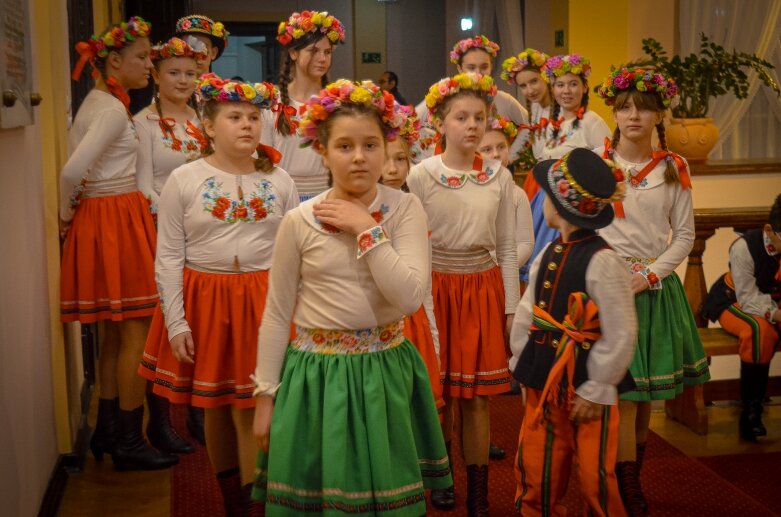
[{"xmin": 631, "ymin": 33, "xmax": 780, "ymax": 162}]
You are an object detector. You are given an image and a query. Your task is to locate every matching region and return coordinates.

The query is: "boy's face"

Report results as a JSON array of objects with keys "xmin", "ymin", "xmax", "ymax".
[
  {"xmin": 764, "ymin": 224, "xmax": 781, "ymax": 252},
  {"xmin": 543, "ymin": 194, "xmax": 559, "ymax": 229}
]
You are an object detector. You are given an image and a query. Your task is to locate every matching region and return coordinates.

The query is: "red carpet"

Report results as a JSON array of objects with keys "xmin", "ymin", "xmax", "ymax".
[{"xmin": 170, "ymin": 397, "xmax": 779, "ymax": 516}]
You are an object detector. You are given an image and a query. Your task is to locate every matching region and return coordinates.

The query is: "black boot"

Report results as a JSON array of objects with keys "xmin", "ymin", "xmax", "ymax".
[
  {"xmin": 616, "ymin": 461, "xmax": 647, "ymax": 517},
  {"xmin": 217, "ymin": 468, "xmax": 243, "ymax": 517},
  {"xmin": 112, "ymin": 406, "xmax": 179, "ymax": 471},
  {"xmin": 740, "ymin": 362, "xmax": 770, "ymax": 441},
  {"xmin": 488, "ymin": 443, "xmax": 506, "ymax": 460},
  {"xmin": 146, "ymin": 392, "xmax": 194, "ymax": 454},
  {"xmin": 431, "ymin": 441, "xmax": 456, "ymax": 510},
  {"xmin": 242, "ymin": 483, "xmax": 265, "ymax": 517},
  {"xmin": 187, "ymin": 405, "xmax": 206, "ymax": 445},
  {"xmin": 466, "ymin": 464, "xmax": 489, "ymax": 517},
  {"xmin": 90, "ymin": 397, "xmax": 119, "ymax": 461}
]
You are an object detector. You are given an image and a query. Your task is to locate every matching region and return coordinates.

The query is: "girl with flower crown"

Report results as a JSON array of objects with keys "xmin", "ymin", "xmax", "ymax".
[
  {"xmin": 594, "ymin": 66, "xmax": 710, "ymax": 516},
  {"xmin": 261, "ymin": 10, "xmax": 347, "ymax": 202},
  {"xmin": 408, "ymin": 73, "xmax": 519, "ymax": 515},
  {"xmin": 61, "ymin": 16, "xmax": 179, "ymax": 472},
  {"xmin": 252, "ymin": 79, "xmax": 451, "ymax": 515},
  {"xmin": 138, "ymin": 74, "xmax": 299, "ymax": 515}
]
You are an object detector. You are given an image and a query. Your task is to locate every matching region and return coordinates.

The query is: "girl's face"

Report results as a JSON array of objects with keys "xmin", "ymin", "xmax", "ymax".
[
  {"xmin": 203, "ymin": 103, "xmax": 262, "ymax": 157},
  {"xmin": 154, "ymin": 57, "xmax": 198, "ymax": 104},
  {"xmin": 381, "ymin": 138, "xmax": 410, "ymax": 189},
  {"xmin": 113, "ymin": 37, "xmax": 153, "ymax": 90},
  {"xmin": 322, "ymin": 114, "xmax": 386, "ymax": 197},
  {"xmin": 291, "ymin": 38, "xmax": 333, "ymax": 80},
  {"xmin": 436, "ymin": 96, "xmax": 487, "ymax": 154},
  {"xmin": 515, "ymin": 69, "xmax": 549, "ymax": 105},
  {"xmin": 614, "ymin": 96, "xmax": 663, "ymax": 142},
  {"xmin": 478, "ymin": 129, "xmax": 510, "ymax": 167},
  {"xmin": 458, "ymin": 49, "xmax": 492, "ymax": 76},
  {"xmin": 552, "ymin": 73, "xmax": 585, "ymax": 112}
]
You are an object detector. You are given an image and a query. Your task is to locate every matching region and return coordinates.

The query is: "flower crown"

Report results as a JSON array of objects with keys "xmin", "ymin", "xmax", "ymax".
[
  {"xmin": 72, "ymin": 16, "xmax": 151, "ymax": 81},
  {"xmin": 424, "ymin": 73, "xmax": 497, "ymax": 122},
  {"xmin": 197, "ymin": 73, "xmax": 278, "ymax": 109},
  {"xmin": 500, "ymin": 48, "xmax": 550, "ymax": 84},
  {"xmin": 151, "ymin": 37, "xmax": 209, "ymax": 62},
  {"xmin": 487, "ymin": 117, "xmax": 519, "ymax": 144},
  {"xmin": 450, "ymin": 35, "xmax": 500, "ymax": 65},
  {"xmin": 595, "ymin": 66, "xmax": 679, "ymax": 108},
  {"xmin": 394, "ymin": 103, "xmax": 421, "ymax": 145},
  {"xmin": 542, "ymin": 54, "xmax": 591, "ymax": 83},
  {"xmin": 277, "ymin": 11, "xmax": 346, "ymax": 46},
  {"xmin": 176, "ymin": 15, "xmax": 228, "ymax": 41},
  {"xmin": 298, "ymin": 79, "xmax": 400, "ymax": 149}
]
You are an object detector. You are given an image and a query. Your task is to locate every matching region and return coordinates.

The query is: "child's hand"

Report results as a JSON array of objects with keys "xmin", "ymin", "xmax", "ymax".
[
  {"xmin": 254, "ymin": 396, "xmax": 275, "ymax": 452},
  {"xmin": 570, "ymin": 395, "xmax": 604, "ymax": 423},
  {"xmin": 630, "ymin": 274, "xmax": 649, "ymax": 294},
  {"xmin": 313, "ymin": 199, "xmax": 378, "ymax": 235},
  {"xmin": 170, "ymin": 331, "xmax": 195, "ymax": 364}
]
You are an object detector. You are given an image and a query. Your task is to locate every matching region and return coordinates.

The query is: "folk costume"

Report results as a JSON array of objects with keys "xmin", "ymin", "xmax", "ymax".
[{"xmin": 510, "ymin": 148, "xmax": 636, "ymax": 517}]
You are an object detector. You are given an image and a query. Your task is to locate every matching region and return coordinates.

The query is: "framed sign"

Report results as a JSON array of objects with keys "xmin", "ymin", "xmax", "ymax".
[{"xmin": 0, "ymin": 0, "xmax": 35, "ymax": 128}]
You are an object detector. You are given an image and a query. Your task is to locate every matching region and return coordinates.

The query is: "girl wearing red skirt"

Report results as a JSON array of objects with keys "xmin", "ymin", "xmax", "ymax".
[
  {"xmin": 407, "ymin": 73, "xmax": 520, "ymax": 515},
  {"xmin": 61, "ymin": 16, "xmax": 177, "ymax": 471},
  {"xmin": 138, "ymin": 74, "xmax": 298, "ymax": 514}
]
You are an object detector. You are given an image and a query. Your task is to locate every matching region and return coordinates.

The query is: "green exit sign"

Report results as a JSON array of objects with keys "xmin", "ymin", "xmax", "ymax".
[{"xmin": 362, "ymin": 52, "xmax": 381, "ymax": 64}]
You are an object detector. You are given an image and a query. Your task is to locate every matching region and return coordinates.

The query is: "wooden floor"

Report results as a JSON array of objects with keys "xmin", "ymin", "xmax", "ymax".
[{"xmin": 58, "ymin": 398, "xmax": 781, "ymax": 517}]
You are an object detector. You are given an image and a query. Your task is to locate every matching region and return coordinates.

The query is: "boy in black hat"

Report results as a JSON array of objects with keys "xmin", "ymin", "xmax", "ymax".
[
  {"xmin": 175, "ymin": 14, "xmax": 229, "ymax": 76},
  {"xmin": 510, "ymin": 148, "xmax": 637, "ymax": 517},
  {"xmin": 702, "ymin": 193, "xmax": 781, "ymax": 442}
]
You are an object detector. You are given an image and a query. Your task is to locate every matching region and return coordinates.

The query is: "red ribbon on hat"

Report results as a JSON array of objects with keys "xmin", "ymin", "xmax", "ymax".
[
  {"xmin": 257, "ymin": 144, "xmax": 282, "ymax": 165},
  {"xmin": 272, "ymin": 103, "xmax": 298, "ymax": 132},
  {"xmin": 72, "ymin": 42, "xmax": 99, "ymax": 81}
]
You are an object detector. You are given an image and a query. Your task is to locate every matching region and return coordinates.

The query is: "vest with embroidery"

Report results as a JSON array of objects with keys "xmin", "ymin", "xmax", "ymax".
[
  {"xmin": 514, "ymin": 229, "xmax": 635, "ymax": 393},
  {"xmin": 702, "ymin": 229, "xmax": 781, "ymax": 321}
]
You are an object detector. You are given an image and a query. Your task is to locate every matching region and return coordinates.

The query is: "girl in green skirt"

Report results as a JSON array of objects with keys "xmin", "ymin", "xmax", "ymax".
[
  {"xmin": 251, "ymin": 79, "xmax": 452, "ymax": 516},
  {"xmin": 594, "ymin": 66, "xmax": 710, "ymax": 516}
]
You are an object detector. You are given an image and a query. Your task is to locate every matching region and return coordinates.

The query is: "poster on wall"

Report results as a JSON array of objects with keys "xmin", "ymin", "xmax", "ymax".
[{"xmin": 0, "ymin": 0, "xmax": 34, "ymax": 128}]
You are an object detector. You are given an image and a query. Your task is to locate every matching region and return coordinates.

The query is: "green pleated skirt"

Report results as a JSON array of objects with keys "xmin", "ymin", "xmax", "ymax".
[
  {"xmin": 620, "ymin": 272, "xmax": 711, "ymax": 402},
  {"xmin": 253, "ymin": 336, "xmax": 452, "ymax": 516}
]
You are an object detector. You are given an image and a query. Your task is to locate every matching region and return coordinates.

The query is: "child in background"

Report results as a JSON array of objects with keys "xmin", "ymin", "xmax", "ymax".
[
  {"xmin": 139, "ymin": 74, "xmax": 299, "ymax": 515},
  {"xmin": 408, "ymin": 73, "xmax": 518, "ymax": 515},
  {"xmin": 252, "ymin": 80, "xmax": 451, "ymax": 515},
  {"xmin": 510, "ymin": 148, "xmax": 635, "ymax": 517},
  {"xmin": 595, "ymin": 66, "xmax": 710, "ymax": 516},
  {"xmin": 174, "ymin": 14, "xmax": 229, "ymax": 77}
]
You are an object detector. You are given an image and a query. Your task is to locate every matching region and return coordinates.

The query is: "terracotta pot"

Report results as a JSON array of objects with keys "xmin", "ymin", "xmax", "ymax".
[{"xmin": 664, "ymin": 118, "xmax": 719, "ymax": 163}]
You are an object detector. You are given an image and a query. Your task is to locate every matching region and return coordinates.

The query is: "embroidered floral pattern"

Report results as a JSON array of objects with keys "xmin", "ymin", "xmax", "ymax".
[
  {"xmin": 624, "ymin": 258, "xmax": 662, "ymax": 290},
  {"xmin": 201, "ymin": 177, "xmax": 276, "ymax": 223},
  {"xmin": 316, "ymin": 204, "xmax": 388, "ymax": 234},
  {"xmin": 356, "ymin": 225, "xmax": 389, "ymax": 258},
  {"xmin": 291, "ymin": 321, "xmax": 405, "ymax": 355},
  {"xmin": 437, "ymin": 166, "xmax": 497, "ymax": 189}
]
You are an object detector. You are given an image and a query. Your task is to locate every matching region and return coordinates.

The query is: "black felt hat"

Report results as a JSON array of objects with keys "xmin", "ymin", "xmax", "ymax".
[
  {"xmin": 532, "ymin": 148, "xmax": 620, "ymax": 230},
  {"xmin": 175, "ymin": 15, "xmax": 228, "ymax": 59}
]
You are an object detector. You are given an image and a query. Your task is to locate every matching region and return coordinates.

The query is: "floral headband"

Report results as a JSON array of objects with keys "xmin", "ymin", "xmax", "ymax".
[
  {"xmin": 72, "ymin": 16, "xmax": 151, "ymax": 80},
  {"xmin": 500, "ymin": 48, "xmax": 550, "ymax": 84},
  {"xmin": 394, "ymin": 103, "xmax": 421, "ymax": 145},
  {"xmin": 424, "ymin": 73, "xmax": 497, "ymax": 122},
  {"xmin": 542, "ymin": 54, "xmax": 591, "ymax": 83},
  {"xmin": 277, "ymin": 11, "xmax": 346, "ymax": 46},
  {"xmin": 450, "ymin": 35, "xmax": 500, "ymax": 65},
  {"xmin": 197, "ymin": 73, "xmax": 278, "ymax": 109},
  {"xmin": 151, "ymin": 37, "xmax": 208, "ymax": 62},
  {"xmin": 176, "ymin": 15, "xmax": 228, "ymax": 42},
  {"xmin": 595, "ymin": 66, "xmax": 679, "ymax": 108},
  {"xmin": 298, "ymin": 79, "xmax": 400, "ymax": 149},
  {"xmin": 487, "ymin": 117, "xmax": 519, "ymax": 144}
]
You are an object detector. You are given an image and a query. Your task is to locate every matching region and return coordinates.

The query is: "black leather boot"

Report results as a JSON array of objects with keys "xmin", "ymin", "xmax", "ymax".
[
  {"xmin": 740, "ymin": 362, "xmax": 769, "ymax": 441},
  {"xmin": 217, "ymin": 468, "xmax": 243, "ymax": 517},
  {"xmin": 187, "ymin": 405, "xmax": 206, "ymax": 445},
  {"xmin": 112, "ymin": 406, "xmax": 179, "ymax": 471},
  {"xmin": 466, "ymin": 464, "xmax": 489, "ymax": 517},
  {"xmin": 488, "ymin": 443, "xmax": 506, "ymax": 460},
  {"xmin": 146, "ymin": 392, "xmax": 194, "ymax": 454},
  {"xmin": 90, "ymin": 397, "xmax": 119, "ymax": 461},
  {"xmin": 616, "ymin": 461, "xmax": 647, "ymax": 516},
  {"xmin": 242, "ymin": 483, "xmax": 265, "ymax": 517},
  {"xmin": 431, "ymin": 441, "xmax": 456, "ymax": 510}
]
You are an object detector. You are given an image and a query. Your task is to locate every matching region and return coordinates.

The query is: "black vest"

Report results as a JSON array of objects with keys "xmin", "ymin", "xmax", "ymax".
[
  {"xmin": 702, "ymin": 229, "xmax": 781, "ymax": 322},
  {"xmin": 513, "ymin": 229, "xmax": 634, "ymax": 393}
]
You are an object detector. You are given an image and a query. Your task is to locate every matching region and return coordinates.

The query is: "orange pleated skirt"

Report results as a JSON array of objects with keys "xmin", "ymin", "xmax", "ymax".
[
  {"xmin": 60, "ymin": 191, "xmax": 158, "ymax": 323},
  {"xmin": 138, "ymin": 267, "xmax": 268, "ymax": 409},
  {"xmin": 403, "ymin": 306, "xmax": 446, "ymax": 415},
  {"xmin": 432, "ymin": 266, "xmax": 512, "ymax": 398}
]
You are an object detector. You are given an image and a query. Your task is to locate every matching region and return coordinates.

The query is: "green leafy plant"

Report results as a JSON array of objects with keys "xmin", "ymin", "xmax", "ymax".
[{"xmin": 631, "ymin": 33, "xmax": 780, "ymax": 118}]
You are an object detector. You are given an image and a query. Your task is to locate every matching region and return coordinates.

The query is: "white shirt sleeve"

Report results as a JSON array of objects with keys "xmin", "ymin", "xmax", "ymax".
[
  {"xmin": 134, "ymin": 118, "xmax": 160, "ymax": 210},
  {"xmin": 731, "ymin": 237, "xmax": 778, "ymax": 319},
  {"xmin": 576, "ymin": 249, "xmax": 638, "ymax": 405},
  {"xmin": 515, "ymin": 186, "xmax": 534, "ymax": 267},
  {"xmin": 648, "ymin": 183, "xmax": 694, "ymax": 280},
  {"xmin": 59, "ymin": 108, "xmax": 131, "ymax": 221},
  {"xmin": 497, "ymin": 171, "xmax": 520, "ymax": 313}
]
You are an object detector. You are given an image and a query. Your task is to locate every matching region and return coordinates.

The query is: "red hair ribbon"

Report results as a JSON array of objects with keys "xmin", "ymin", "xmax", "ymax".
[
  {"xmin": 472, "ymin": 153, "xmax": 483, "ymax": 172},
  {"xmin": 158, "ymin": 117, "xmax": 183, "ymax": 151},
  {"xmin": 72, "ymin": 42, "xmax": 98, "ymax": 81},
  {"xmin": 105, "ymin": 76, "xmax": 130, "ymax": 110},
  {"xmin": 574, "ymin": 106, "xmax": 585, "ymax": 120},
  {"xmin": 257, "ymin": 143, "xmax": 282, "ymax": 165},
  {"xmin": 272, "ymin": 103, "xmax": 298, "ymax": 132},
  {"xmin": 185, "ymin": 121, "xmax": 208, "ymax": 153},
  {"xmin": 653, "ymin": 150, "xmax": 692, "ymax": 189},
  {"xmin": 433, "ymin": 133, "xmax": 443, "ymax": 155}
]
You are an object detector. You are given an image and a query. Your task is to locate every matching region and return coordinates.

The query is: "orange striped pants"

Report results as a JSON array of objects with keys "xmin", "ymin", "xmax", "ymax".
[
  {"xmin": 514, "ymin": 389, "xmax": 626, "ymax": 517},
  {"xmin": 719, "ymin": 303, "xmax": 780, "ymax": 364}
]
